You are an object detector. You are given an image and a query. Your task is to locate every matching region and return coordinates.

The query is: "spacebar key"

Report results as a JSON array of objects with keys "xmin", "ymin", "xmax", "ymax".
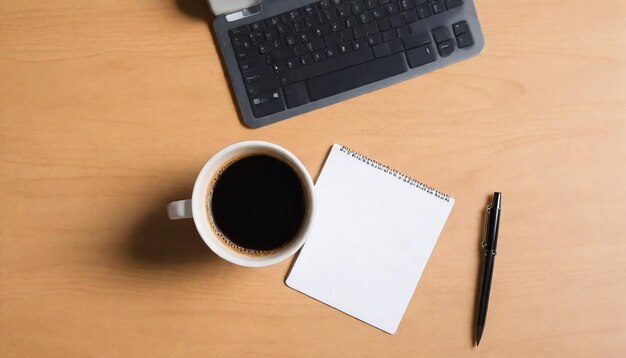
[
  {"xmin": 306, "ymin": 53, "xmax": 407, "ymax": 101},
  {"xmin": 279, "ymin": 49, "xmax": 374, "ymax": 86}
]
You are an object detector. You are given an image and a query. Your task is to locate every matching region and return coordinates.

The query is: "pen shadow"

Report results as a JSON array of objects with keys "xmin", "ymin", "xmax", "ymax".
[
  {"xmin": 471, "ymin": 195, "xmax": 492, "ymax": 348},
  {"xmin": 174, "ymin": 0, "xmax": 252, "ymax": 129}
]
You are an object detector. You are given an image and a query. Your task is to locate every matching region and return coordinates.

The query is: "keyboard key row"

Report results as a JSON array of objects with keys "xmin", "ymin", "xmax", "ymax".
[
  {"xmin": 243, "ymin": 21, "xmax": 468, "ymax": 77},
  {"xmin": 235, "ymin": 9, "xmax": 465, "ymax": 64},
  {"xmin": 254, "ymin": 51, "xmax": 409, "ymax": 117},
  {"xmin": 231, "ymin": 0, "xmax": 464, "ymax": 41}
]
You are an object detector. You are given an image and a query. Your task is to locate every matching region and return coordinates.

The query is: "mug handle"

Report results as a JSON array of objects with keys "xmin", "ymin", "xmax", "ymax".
[{"xmin": 167, "ymin": 199, "xmax": 193, "ymax": 220}]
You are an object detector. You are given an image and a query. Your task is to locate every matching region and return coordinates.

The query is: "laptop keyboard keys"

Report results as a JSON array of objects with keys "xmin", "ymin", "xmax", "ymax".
[
  {"xmin": 456, "ymin": 32, "xmax": 474, "ymax": 48},
  {"xmin": 250, "ymin": 89, "xmax": 285, "ymax": 117},
  {"xmin": 437, "ymin": 40, "xmax": 455, "ymax": 57},
  {"xmin": 226, "ymin": 0, "xmax": 478, "ymax": 121},
  {"xmin": 406, "ymin": 43, "xmax": 436, "ymax": 68},
  {"xmin": 284, "ymin": 82, "xmax": 311, "ymax": 108}
]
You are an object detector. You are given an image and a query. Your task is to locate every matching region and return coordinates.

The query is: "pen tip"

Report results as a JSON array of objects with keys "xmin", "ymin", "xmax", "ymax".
[
  {"xmin": 476, "ymin": 325, "xmax": 484, "ymax": 346},
  {"xmin": 492, "ymin": 192, "xmax": 502, "ymax": 208}
]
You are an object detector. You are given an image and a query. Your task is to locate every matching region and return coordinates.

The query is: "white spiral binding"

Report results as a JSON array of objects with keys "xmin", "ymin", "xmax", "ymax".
[{"xmin": 339, "ymin": 146, "xmax": 451, "ymax": 203}]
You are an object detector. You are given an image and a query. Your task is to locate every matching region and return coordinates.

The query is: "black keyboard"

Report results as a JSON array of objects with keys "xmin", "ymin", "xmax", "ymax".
[{"xmin": 222, "ymin": 0, "xmax": 482, "ymax": 127}]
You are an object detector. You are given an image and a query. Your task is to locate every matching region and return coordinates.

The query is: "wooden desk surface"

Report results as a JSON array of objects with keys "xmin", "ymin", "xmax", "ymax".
[{"xmin": 1, "ymin": 0, "xmax": 625, "ymax": 356}]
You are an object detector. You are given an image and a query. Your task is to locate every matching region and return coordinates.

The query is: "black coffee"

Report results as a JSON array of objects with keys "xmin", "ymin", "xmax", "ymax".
[{"xmin": 208, "ymin": 155, "xmax": 306, "ymax": 255}]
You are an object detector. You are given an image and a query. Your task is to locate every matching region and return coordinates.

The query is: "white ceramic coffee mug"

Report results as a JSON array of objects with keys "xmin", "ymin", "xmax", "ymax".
[{"xmin": 167, "ymin": 141, "xmax": 316, "ymax": 267}]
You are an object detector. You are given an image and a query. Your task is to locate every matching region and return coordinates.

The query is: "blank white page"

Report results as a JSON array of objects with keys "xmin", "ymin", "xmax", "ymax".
[{"xmin": 286, "ymin": 144, "xmax": 454, "ymax": 334}]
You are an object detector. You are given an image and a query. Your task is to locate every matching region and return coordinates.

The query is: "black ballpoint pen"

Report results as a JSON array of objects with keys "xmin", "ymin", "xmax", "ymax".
[{"xmin": 476, "ymin": 192, "xmax": 502, "ymax": 346}]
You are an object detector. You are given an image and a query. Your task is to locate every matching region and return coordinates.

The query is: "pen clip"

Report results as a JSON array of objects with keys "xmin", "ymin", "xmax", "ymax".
[{"xmin": 481, "ymin": 205, "xmax": 491, "ymax": 250}]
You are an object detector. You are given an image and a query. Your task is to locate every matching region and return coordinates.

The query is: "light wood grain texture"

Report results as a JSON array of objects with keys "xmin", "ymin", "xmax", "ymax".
[{"xmin": 1, "ymin": 0, "xmax": 625, "ymax": 356}]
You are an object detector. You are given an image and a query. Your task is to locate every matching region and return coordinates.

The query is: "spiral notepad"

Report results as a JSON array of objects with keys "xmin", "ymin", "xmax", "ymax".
[{"xmin": 286, "ymin": 144, "xmax": 454, "ymax": 334}]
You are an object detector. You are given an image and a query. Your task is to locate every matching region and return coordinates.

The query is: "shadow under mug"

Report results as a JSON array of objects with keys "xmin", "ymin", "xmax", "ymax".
[{"xmin": 167, "ymin": 141, "xmax": 316, "ymax": 267}]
